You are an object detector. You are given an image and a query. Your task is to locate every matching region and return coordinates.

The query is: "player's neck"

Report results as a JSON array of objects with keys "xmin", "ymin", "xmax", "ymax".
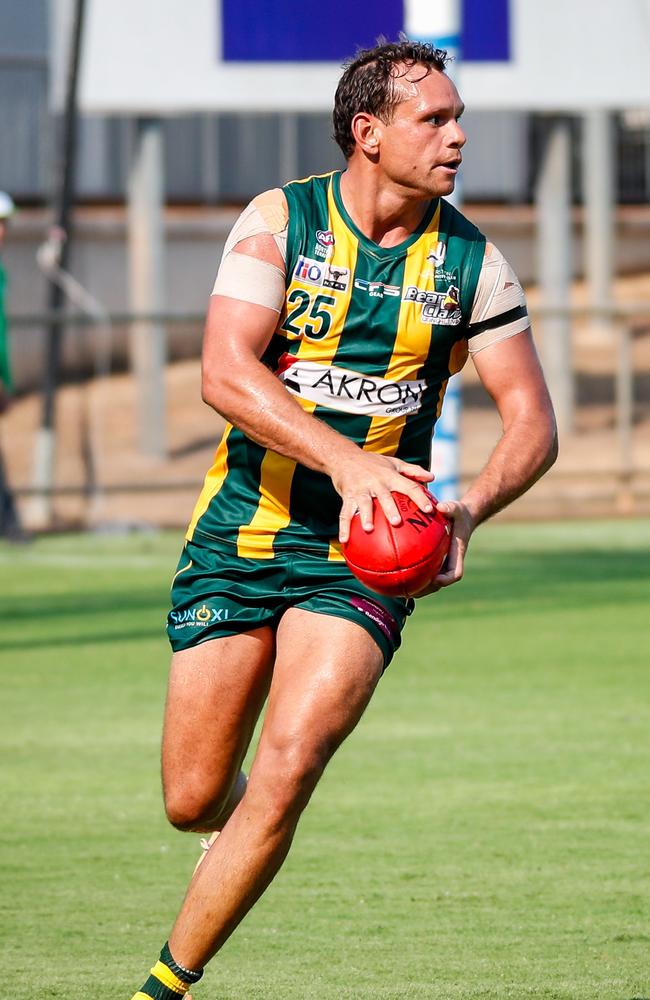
[{"xmin": 339, "ymin": 168, "xmax": 433, "ymax": 249}]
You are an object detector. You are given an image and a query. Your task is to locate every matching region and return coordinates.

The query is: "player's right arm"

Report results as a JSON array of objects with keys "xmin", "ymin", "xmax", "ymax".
[{"xmin": 201, "ymin": 221, "xmax": 434, "ymax": 541}]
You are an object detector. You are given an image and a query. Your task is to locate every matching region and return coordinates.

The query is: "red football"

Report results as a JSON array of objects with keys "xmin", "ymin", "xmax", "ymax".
[{"xmin": 342, "ymin": 490, "xmax": 452, "ymax": 598}]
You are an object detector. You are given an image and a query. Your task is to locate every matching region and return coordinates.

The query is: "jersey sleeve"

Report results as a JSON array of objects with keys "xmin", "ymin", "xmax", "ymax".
[{"xmin": 466, "ymin": 243, "xmax": 530, "ymax": 355}]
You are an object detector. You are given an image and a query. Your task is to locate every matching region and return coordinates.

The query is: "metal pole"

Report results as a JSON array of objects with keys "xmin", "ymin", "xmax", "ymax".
[
  {"xmin": 406, "ymin": 0, "xmax": 462, "ymax": 502},
  {"xmin": 0, "ymin": 449, "xmax": 24, "ymax": 540},
  {"xmin": 200, "ymin": 114, "xmax": 220, "ymax": 203},
  {"xmin": 29, "ymin": 0, "xmax": 86, "ymax": 527},
  {"xmin": 535, "ymin": 116, "xmax": 574, "ymax": 435},
  {"xmin": 127, "ymin": 117, "xmax": 167, "ymax": 459},
  {"xmin": 278, "ymin": 113, "xmax": 300, "ymax": 185},
  {"xmin": 615, "ymin": 320, "xmax": 634, "ymax": 513},
  {"xmin": 583, "ymin": 109, "xmax": 615, "ymax": 342}
]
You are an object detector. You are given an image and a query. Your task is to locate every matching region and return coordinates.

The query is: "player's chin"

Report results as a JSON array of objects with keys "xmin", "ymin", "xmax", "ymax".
[
  {"xmin": 432, "ymin": 168, "xmax": 458, "ymax": 195},
  {"xmin": 438, "ymin": 177, "xmax": 457, "ymax": 197}
]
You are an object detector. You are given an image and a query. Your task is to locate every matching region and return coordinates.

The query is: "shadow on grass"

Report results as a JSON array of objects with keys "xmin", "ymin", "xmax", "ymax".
[
  {"xmin": 438, "ymin": 548, "xmax": 650, "ymax": 619},
  {"xmin": 4, "ymin": 547, "xmax": 649, "ymax": 648},
  {"xmin": 2, "ymin": 588, "xmax": 164, "ymax": 622},
  {"xmin": 3, "ymin": 626, "xmax": 163, "ymax": 651}
]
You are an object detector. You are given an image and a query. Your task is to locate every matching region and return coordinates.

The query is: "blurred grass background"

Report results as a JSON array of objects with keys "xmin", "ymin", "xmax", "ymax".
[{"xmin": 1, "ymin": 521, "xmax": 649, "ymax": 999}]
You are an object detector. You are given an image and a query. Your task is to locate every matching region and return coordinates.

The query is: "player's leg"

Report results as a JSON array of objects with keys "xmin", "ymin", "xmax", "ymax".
[
  {"xmin": 165, "ymin": 607, "xmax": 384, "ymax": 973},
  {"xmin": 161, "ymin": 628, "xmax": 275, "ymax": 832},
  {"xmin": 130, "ymin": 629, "xmax": 275, "ymax": 1000}
]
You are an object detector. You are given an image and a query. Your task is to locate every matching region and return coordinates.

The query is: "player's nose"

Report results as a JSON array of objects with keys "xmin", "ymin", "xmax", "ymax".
[{"xmin": 448, "ymin": 118, "xmax": 466, "ymax": 148}]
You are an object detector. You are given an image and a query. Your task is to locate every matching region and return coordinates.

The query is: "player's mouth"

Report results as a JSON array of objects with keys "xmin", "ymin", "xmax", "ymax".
[{"xmin": 438, "ymin": 158, "xmax": 462, "ymax": 173}]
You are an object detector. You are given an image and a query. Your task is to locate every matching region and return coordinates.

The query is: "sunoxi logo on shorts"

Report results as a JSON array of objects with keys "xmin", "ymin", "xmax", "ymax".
[{"xmin": 168, "ymin": 604, "xmax": 229, "ymax": 629}]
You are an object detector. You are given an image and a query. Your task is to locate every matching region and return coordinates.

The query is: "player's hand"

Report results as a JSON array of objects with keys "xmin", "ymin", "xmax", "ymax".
[
  {"xmin": 332, "ymin": 452, "xmax": 434, "ymax": 544},
  {"xmin": 412, "ymin": 499, "xmax": 476, "ymax": 596}
]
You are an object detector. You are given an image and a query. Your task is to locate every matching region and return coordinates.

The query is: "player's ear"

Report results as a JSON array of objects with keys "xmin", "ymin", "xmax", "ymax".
[{"xmin": 350, "ymin": 112, "xmax": 380, "ymax": 156}]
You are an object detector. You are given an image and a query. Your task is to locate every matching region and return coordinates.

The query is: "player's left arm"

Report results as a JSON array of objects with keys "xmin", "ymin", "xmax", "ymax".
[
  {"xmin": 430, "ymin": 328, "xmax": 558, "ymax": 591},
  {"xmin": 417, "ymin": 243, "xmax": 557, "ymax": 595}
]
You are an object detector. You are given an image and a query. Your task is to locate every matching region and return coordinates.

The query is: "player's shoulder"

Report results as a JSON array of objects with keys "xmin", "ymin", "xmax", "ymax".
[
  {"xmin": 441, "ymin": 199, "xmax": 485, "ymax": 244},
  {"xmin": 282, "ymin": 171, "xmax": 337, "ymax": 208},
  {"xmin": 479, "ymin": 241, "xmax": 520, "ymax": 280},
  {"xmin": 251, "ymin": 188, "xmax": 288, "ymax": 235}
]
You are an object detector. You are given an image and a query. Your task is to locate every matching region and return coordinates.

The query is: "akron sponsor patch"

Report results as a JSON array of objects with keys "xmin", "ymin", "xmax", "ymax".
[
  {"xmin": 294, "ymin": 255, "xmax": 350, "ymax": 292},
  {"xmin": 276, "ymin": 354, "xmax": 427, "ymax": 417}
]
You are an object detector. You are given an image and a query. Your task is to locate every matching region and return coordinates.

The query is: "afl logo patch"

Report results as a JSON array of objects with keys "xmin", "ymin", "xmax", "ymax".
[{"xmin": 316, "ymin": 230, "xmax": 335, "ymax": 248}]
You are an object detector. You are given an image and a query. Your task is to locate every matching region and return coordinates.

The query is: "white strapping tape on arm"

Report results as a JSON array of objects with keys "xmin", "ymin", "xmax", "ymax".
[
  {"xmin": 221, "ymin": 199, "xmax": 288, "ymax": 262},
  {"xmin": 468, "ymin": 244, "xmax": 530, "ymax": 355},
  {"xmin": 211, "ymin": 252, "xmax": 286, "ymax": 313}
]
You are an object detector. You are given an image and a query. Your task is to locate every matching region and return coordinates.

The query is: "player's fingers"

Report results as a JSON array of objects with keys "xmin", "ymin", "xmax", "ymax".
[
  {"xmin": 338, "ymin": 497, "xmax": 357, "ymax": 543},
  {"xmin": 339, "ymin": 494, "xmax": 375, "ymax": 541},
  {"xmin": 391, "ymin": 460, "xmax": 434, "ymax": 483},
  {"xmin": 356, "ymin": 492, "xmax": 376, "ymax": 533},
  {"xmin": 375, "ymin": 489, "xmax": 402, "ymax": 527},
  {"xmin": 434, "ymin": 539, "xmax": 465, "ymax": 587},
  {"xmin": 411, "ymin": 579, "xmax": 442, "ymax": 597},
  {"xmin": 396, "ymin": 477, "xmax": 435, "ymax": 513},
  {"xmin": 434, "ymin": 569, "xmax": 462, "ymax": 589}
]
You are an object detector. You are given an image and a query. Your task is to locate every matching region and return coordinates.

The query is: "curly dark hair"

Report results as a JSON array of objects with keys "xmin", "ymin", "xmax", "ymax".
[{"xmin": 333, "ymin": 39, "xmax": 450, "ymax": 159}]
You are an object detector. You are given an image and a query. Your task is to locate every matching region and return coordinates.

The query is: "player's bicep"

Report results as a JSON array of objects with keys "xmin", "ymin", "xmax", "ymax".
[
  {"xmin": 203, "ymin": 293, "xmax": 281, "ymax": 367},
  {"xmin": 472, "ymin": 327, "xmax": 554, "ymax": 424},
  {"xmin": 203, "ymin": 232, "xmax": 286, "ymax": 369}
]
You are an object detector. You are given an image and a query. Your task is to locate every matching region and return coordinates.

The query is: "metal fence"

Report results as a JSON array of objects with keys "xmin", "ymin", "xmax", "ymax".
[
  {"xmin": 3, "ymin": 2, "xmax": 650, "ymax": 204},
  {"xmin": 1, "ymin": 302, "xmax": 648, "ymax": 535}
]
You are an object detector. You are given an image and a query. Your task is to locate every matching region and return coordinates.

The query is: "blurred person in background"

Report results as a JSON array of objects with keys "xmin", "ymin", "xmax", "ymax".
[
  {"xmin": 129, "ymin": 40, "xmax": 557, "ymax": 1000},
  {"xmin": 0, "ymin": 190, "xmax": 15, "ymax": 407},
  {"xmin": 0, "ymin": 190, "xmax": 23, "ymax": 540}
]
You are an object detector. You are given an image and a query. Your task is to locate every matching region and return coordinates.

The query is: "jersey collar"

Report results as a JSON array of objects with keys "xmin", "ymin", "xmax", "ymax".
[{"xmin": 331, "ymin": 170, "xmax": 439, "ymax": 261}]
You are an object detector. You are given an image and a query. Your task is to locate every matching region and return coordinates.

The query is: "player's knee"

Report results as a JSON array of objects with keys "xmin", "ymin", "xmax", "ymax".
[
  {"xmin": 163, "ymin": 780, "xmax": 232, "ymax": 832},
  {"xmin": 164, "ymin": 791, "xmax": 207, "ymax": 831},
  {"xmin": 251, "ymin": 738, "xmax": 330, "ymax": 826}
]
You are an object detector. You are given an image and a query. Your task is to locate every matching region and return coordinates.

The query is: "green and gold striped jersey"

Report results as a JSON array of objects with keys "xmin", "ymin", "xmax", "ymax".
[{"xmin": 188, "ymin": 170, "xmax": 485, "ymax": 559}]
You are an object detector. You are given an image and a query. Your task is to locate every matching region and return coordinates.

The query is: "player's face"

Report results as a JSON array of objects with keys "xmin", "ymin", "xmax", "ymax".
[{"xmin": 374, "ymin": 67, "xmax": 466, "ymax": 198}]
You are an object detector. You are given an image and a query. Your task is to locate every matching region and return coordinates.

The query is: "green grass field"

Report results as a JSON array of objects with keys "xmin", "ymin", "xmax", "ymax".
[{"xmin": 2, "ymin": 521, "xmax": 649, "ymax": 1000}]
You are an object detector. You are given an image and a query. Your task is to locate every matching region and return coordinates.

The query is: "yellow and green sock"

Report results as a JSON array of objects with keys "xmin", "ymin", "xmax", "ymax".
[{"xmin": 131, "ymin": 942, "xmax": 203, "ymax": 999}]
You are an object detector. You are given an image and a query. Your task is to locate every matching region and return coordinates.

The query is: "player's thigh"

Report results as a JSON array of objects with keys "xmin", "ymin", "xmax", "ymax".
[
  {"xmin": 249, "ymin": 608, "xmax": 384, "ymax": 800},
  {"xmin": 162, "ymin": 628, "xmax": 275, "ymax": 806}
]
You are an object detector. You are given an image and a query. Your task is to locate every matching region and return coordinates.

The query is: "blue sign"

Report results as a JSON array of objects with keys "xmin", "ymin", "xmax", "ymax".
[
  {"xmin": 221, "ymin": 0, "xmax": 404, "ymax": 62},
  {"xmin": 221, "ymin": 0, "xmax": 510, "ymax": 63},
  {"xmin": 463, "ymin": 0, "xmax": 510, "ymax": 61}
]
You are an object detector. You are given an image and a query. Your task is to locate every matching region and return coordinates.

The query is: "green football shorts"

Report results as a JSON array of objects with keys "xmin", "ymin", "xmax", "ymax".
[{"xmin": 166, "ymin": 538, "xmax": 414, "ymax": 668}]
